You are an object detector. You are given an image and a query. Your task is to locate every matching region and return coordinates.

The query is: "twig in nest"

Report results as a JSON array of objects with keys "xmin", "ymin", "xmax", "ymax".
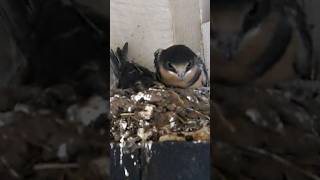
[
  {"xmin": 186, "ymin": 108, "xmax": 210, "ymax": 120},
  {"xmin": 33, "ymin": 163, "xmax": 79, "ymax": 171},
  {"xmin": 120, "ymin": 113, "xmax": 135, "ymax": 116},
  {"xmin": 176, "ymin": 114, "xmax": 187, "ymax": 124},
  {"xmin": 169, "ymin": 90, "xmax": 185, "ymax": 106}
]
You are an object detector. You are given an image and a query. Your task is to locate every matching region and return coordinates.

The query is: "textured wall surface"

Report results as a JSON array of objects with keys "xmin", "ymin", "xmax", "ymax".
[
  {"xmin": 110, "ymin": 0, "xmax": 174, "ymax": 70},
  {"xmin": 169, "ymin": 0, "xmax": 203, "ymax": 57},
  {"xmin": 200, "ymin": 0, "xmax": 210, "ymax": 23},
  {"xmin": 202, "ymin": 21, "xmax": 210, "ymax": 77}
]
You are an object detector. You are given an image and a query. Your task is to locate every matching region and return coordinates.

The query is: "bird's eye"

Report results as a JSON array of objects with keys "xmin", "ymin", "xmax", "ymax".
[
  {"xmin": 186, "ymin": 62, "xmax": 193, "ymax": 70},
  {"xmin": 167, "ymin": 62, "xmax": 175, "ymax": 71}
]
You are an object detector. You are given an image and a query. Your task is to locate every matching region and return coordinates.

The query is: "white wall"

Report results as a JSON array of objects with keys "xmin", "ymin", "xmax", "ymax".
[
  {"xmin": 110, "ymin": 0, "xmax": 210, "ymax": 74},
  {"xmin": 110, "ymin": 0, "xmax": 174, "ymax": 71},
  {"xmin": 200, "ymin": 0, "xmax": 210, "ymax": 78},
  {"xmin": 200, "ymin": 0, "xmax": 210, "ymax": 23}
]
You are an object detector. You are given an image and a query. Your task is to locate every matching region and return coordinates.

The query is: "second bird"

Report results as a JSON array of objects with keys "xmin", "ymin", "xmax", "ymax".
[{"xmin": 212, "ymin": 0, "xmax": 315, "ymax": 86}]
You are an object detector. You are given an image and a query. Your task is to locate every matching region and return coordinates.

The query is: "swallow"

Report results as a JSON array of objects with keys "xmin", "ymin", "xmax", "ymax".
[
  {"xmin": 212, "ymin": 0, "xmax": 315, "ymax": 86},
  {"xmin": 154, "ymin": 45, "xmax": 209, "ymax": 88},
  {"xmin": 110, "ymin": 42, "xmax": 157, "ymax": 91}
]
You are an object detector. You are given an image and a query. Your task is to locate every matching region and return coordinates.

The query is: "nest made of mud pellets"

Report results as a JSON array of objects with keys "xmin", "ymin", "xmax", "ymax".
[
  {"xmin": 110, "ymin": 85, "xmax": 210, "ymax": 180},
  {"xmin": 110, "ymin": 85, "xmax": 210, "ymax": 146}
]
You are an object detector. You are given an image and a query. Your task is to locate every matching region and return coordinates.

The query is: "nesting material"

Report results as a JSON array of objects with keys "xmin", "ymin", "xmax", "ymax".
[{"xmin": 110, "ymin": 85, "xmax": 210, "ymax": 147}]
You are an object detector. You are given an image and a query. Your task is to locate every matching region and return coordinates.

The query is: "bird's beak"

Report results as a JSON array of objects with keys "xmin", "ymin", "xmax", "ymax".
[{"xmin": 177, "ymin": 72, "xmax": 185, "ymax": 80}]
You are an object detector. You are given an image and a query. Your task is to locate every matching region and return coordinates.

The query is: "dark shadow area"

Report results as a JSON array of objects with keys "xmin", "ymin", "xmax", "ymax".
[
  {"xmin": 212, "ymin": 0, "xmax": 320, "ymax": 179},
  {"xmin": 0, "ymin": 0, "xmax": 109, "ymax": 179}
]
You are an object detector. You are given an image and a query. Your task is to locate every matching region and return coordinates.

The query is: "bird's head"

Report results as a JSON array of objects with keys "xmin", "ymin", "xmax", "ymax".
[
  {"xmin": 212, "ymin": 0, "xmax": 270, "ymax": 61},
  {"xmin": 155, "ymin": 45, "xmax": 198, "ymax": 81}
]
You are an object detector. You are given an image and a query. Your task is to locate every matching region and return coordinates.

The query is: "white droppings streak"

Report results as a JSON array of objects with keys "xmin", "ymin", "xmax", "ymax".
[
  {"xmin": 124, "ymin": 167, "xmax": 129, "ymax": 177},
  {"xmin": 131, "ymin": 92, "xmax": 152, "ymax": 102},
  {"xmin": 137, "ymin": 128, "xmax": 152, "ymax": 141},
  {"xmin": 169, "ymin": 117, "xmax": 175, "ymax": 128},
  {"xmin": 119, "ymin": 136, "xmax": 125, "ymax": 165},
  {"xmin": 120, "ymin": 119, "xmax": 128, "ymax": 129},
  {"xmin": 139, "ymin": 105, "xmax": 155, "ymax": 120},
  {"xmin": 110, "ymin": 95, "xmax": 120, "ymax": 102},
  {"xmin": 144, "ymin": 141, "xmax": 153, "ymax": 163}
]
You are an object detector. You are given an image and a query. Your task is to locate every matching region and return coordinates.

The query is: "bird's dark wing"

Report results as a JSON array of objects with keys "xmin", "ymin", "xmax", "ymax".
[
  {"xmin": 116, "ymin": 42, "xmax": 128, "ymax": 62},
  {"xmin": 153, "ymin": 48, "xmax": 163, "ymax": 82},
  {"xmin": 195, "ymin": 57, "xmax": 209, "ymax": 87},
  {"xmin": 110, "ymin": 49, "xmax": 121, "ymax": 79},
  {"xmin": 253, "ymin": 17, "xmax": 293, "ymax": 77},
  {"xmin": 110, "ymin": 42, "xmax": 157, "ymax": 91},
  {"xmin": 284, "ymin": 0, "xmax": 315, "ymax": 80}
]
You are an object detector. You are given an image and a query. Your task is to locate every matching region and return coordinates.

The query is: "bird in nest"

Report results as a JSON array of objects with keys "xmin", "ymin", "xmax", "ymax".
[{"xmin": 110, "ymin": 42, "xmax": 209, "ymax": 90}]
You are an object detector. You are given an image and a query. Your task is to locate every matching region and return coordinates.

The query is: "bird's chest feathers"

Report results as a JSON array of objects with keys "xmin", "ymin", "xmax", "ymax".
[
  {"xmin": 236, "ymin": 12, "xmax": 281, "ymax": 66},
  {"xmin": 159, "ymin": 66, "xmax": 198, "ymax": 88},
  {"xmin": 213, "ymin": 12, "xmax": 297, "ymax": 84}
]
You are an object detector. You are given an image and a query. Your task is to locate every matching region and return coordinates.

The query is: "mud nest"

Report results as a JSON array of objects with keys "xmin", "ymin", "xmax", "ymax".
[{"xmin": 110, "ymin": 84, "xmax": 210, "ymax": 148}]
